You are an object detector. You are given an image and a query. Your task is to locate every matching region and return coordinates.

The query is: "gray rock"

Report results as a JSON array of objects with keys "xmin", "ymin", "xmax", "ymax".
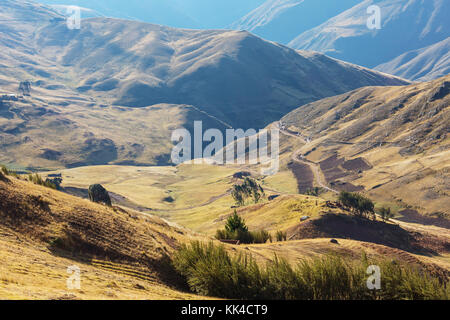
[
  {"xmin": 330, "ymin": 239, "xmax": 339, "ymax": 244},
  {"xmin": 88, "ymin": 184, "xmax": 112, "ymax": 206},
  {"xmin": 300, "ymin": 216, "xmax": 310, "ymax": 221}
]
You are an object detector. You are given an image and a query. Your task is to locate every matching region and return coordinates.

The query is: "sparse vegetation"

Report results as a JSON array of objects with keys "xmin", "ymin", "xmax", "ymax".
[
  {"xmin": 275, "ymin": 230, "xmax": 287, "ymax": 242},
  {"xmin": 28, "ymin": 173, "xmax": 57, "ymax": 189},
  {"xmin": 173, "ymin": 241, "xmax": 450, "ymax": 300}
]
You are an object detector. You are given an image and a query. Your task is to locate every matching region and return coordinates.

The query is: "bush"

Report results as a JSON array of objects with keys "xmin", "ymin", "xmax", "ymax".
[
  {"xmin": 172, "ymin": 241, "xmax": 264, "ymax": 298},
  {"xmin": 379, "ymin": 206, "xmax": 394, "ymax": 222},
  {"xmin": 225, "ymin": 210, "xmax": 248, "ymax": 233},
  {"xmin": 1, "ymin": 165, "xmax": 19, "ymax": 178},
  {"xmin": 1, "ymin": 165, "xmax": 9, "ymax": 176},
  {"xmin": 216, "ymin": 211, "xmax": 271, "ymax": 244},
  {"xmin": 275, "ymin": 230, "xmax": 287, "ymax": 242},
  {"xmin": 251, "ymin": 230, "xmax": 271, "ymax": 244},
  {"xmin": 173, "ymin": 241, "xmax": 449, "ymax": 300},
  {"xmin": 305, "ymin": 187, "xmax": 323, "ymax": 197},
  {"xmin": 28, "ymin": 173, "xmax": 57, "ymax": 189}
]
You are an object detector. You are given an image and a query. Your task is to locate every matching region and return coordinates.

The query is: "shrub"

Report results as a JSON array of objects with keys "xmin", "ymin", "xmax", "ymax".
[
  {"xmin": 216, "ymin": 211, "xmax": 271, "ymax": 244},
  {"xmin": 379, "ymin": 206, "xmax": 394, "ymax": 222},
  {"xmin": 251, "ymin": 230, "xmax": 271, "ymax": 244},
  {"xmin": 1, "ymin": 165, "xmax": 19, "ymax": 178},
  {"xmin": 305, "ymin": 187, "xmax": 323, "ymax": 197},
  {"xmin": 275, "ymin": 230, "xmax": 287, "ymax": 242},
  {"xmin": 28, "ymin": 173, "xmax": 57, "ymax": 189},
  {"xmin": 173, "ymin": 241, "xmax": 449, "ymax": 300},
  {"xmin": 225, "ymin": 210, "xmax": 248, "ymax": 233},
  {"xmin": 1, "ymin": 165, "xmax": 9, "ymax": 176}
]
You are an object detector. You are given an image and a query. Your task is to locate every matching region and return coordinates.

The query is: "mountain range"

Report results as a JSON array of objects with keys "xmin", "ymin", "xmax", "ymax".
[
  {"xmin": 33, "ymin": 0, "xmax": 450, "ymax": 82},
  {"xmin": 288, "ymin": 0, "xmax": 450, "ymax": 69},
  {"xmin": 0, "ymin": 0, "xmax": 411, "ymax": 169},
  {"xmin": 230, "ymin": 0, "xmax": 360, "ymax": 45},
  {"xmin": 375, "ymin": 37, "xmax": 450, "ymax": 82}
]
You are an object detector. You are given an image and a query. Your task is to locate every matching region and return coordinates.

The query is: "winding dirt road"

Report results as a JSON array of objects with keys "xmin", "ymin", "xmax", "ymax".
[{"xmin": 275, "ymin": 122, "xmax": 338, "ymax": 194}]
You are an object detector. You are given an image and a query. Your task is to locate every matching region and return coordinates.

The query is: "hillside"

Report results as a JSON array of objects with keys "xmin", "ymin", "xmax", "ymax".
[
  {"xmin": 2, "ymin": 171, "xmax": 449, "ymax": 299},
  {"xmin": 32, "ymin": 164, "xmax": 450, "ymax": 276},
  {"xmin": 375, "ymin": 37, "xmax": 450, "ymax": 82},
  {"xmin": 280, "ymin": 75, "xmax": 449, "ymax": 220},
  {"xmin": 289, "ymin": 0, "xmax": 450, "ymax": 68},
  {"xmin": 231, "ymin": 0, "xmax": 360, "ymax": 44},
  {"xmin": 0, "ymin": 172, "xmax": 211, "ymax": 299}
]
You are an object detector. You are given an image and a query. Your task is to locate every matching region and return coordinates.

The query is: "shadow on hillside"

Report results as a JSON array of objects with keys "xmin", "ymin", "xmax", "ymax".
[
  {"xmin": 396, "ymin": 209, "xmax": 450, "ymax": 229},
  {"xmin": 288, "ymin": 213, "xmax": 449, "ymax": 256}
]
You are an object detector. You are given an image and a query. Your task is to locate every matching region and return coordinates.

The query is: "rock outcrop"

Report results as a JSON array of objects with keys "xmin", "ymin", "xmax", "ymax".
[{"xmin": 88, "ymin": 184, "xmax": 112, "ymax": 206}]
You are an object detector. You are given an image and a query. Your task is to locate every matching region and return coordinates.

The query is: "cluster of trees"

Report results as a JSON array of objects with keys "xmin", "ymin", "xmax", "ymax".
[
  {"xmin": 338, "ymin": 191, "xmax": 395, "ymax": 222},
  {"xmin": 305, "ymin": 187, "xmax": 323, "ymax": 196},
  {"xmin": 231, "ymin": 177, "xmax": 265, "ymax": 206},
  {"xmin": 338, "ymin": 191, "xmax": 375, "ymax": 220},
  {"xmin": 216, "ymin": 210, "xmax": 286, "ymax": 244}
]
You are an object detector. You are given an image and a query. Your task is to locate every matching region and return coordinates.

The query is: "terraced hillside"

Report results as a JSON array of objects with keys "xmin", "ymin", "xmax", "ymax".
[{"xmin": 280, "ymin": 75, "xmax": 449, "ymax": 221}]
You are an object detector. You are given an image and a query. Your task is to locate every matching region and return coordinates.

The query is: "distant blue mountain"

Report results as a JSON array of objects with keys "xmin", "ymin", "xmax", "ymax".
[
  {"xmin": 289, "ymin": 0, "xmax": 450, "ymax": 68},
  {"xmin": 38, "ymin": 0, "xmax": 265, "ymax": 28},
  {"xmin": 231, "ymin": 0, "xmax": 360, "ymax": 44}
]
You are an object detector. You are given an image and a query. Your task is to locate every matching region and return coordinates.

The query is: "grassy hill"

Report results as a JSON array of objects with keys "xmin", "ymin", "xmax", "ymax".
[{"xmin": 0, "ymin": 171, "xmax": 216, "ymax": 299}]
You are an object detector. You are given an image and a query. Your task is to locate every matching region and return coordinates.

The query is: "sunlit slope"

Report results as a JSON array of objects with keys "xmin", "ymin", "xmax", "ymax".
[
  {"xmin": 0, "ymin": 174, "xmax": 207, "ymax": 299},
  {"xmin": 281, "ymin": 75, "xmax": 449, "ymax": 218},
  {"xmin": 289, "ymin": 0, "xmax": 450, "ymax": 69},
  {"xmin": 375, "ymin": 37, "xmax": 450, "ymax": 82}
]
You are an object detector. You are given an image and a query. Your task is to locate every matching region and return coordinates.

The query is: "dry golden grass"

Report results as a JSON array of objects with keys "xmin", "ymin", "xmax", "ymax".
[{"xmin": 0, "ymin": 176, "xmax": 211, "ymax": 300}]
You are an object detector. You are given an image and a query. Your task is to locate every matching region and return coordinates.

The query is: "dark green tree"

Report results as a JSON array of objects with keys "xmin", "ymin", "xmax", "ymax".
[{"xmin": 225, "ymin": 210, "xmax": 248, "ymax": 233}]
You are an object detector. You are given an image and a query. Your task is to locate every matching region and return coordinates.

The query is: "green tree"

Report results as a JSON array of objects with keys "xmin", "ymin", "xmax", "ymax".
[{"xmin": 225, "ymin": 210, "xmax": 248, "ymax": 233}]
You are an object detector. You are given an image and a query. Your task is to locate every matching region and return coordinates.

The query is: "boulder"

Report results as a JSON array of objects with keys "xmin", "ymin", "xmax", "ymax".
[
  {"xmin": 330, "ymin": 239, "xmax": 339, "ymax": 244},
  {"xmin": 300, "ymin": 216, "xmax": 310, "ymax": 221},
  {"xmin": 88, "ymin": 184, "xmax": 112, "ymax": 206}
]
